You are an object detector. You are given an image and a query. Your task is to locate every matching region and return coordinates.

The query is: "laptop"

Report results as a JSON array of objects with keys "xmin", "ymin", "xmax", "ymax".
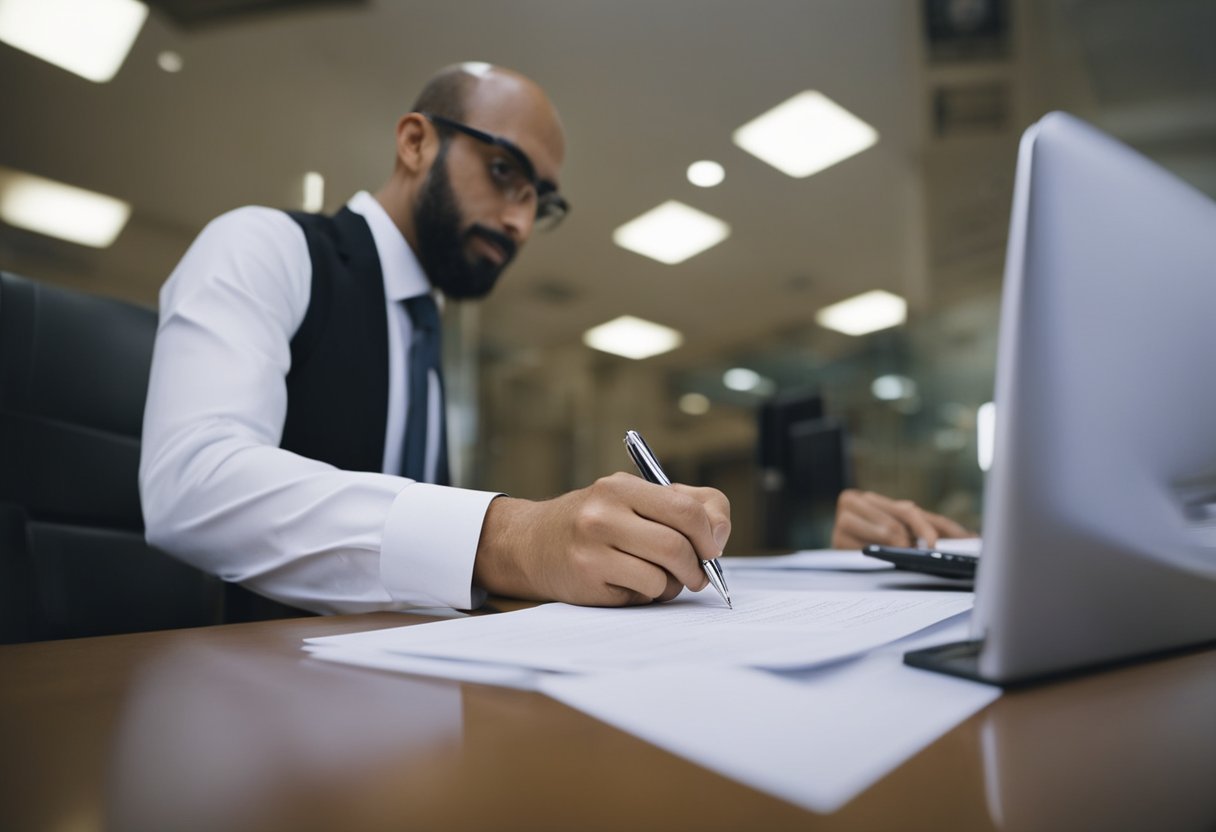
[{"xmin": 904, "ymin": 112, "xmax": 1216, "ymax": 686}]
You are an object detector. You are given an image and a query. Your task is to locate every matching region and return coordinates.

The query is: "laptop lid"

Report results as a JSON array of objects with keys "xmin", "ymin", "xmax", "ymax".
[{"xmin": 969, "ymin": 112, "xmax": 1216, "ymax": 683}]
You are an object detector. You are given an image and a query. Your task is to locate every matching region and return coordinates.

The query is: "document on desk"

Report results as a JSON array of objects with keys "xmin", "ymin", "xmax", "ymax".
[
  {"xmin": 539, "ymin": 617, "xmax": 1001, "ymax": 814},
  {"xmin": 722, "ymin": 550, "xmax": 893, "ymax": 572},
  {"xmin": 305, "ymin": 589, "xmax": 972, "ymax": 674}
]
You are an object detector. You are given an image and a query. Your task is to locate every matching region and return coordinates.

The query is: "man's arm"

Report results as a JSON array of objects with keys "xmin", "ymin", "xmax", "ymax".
[
  {"xmin": 830, "ymin": 488, "xmax": 971, "ymax": 549},
  {"xmin": 140, "ymin": 207, "xmax": 495, "ymax": 614},
  {"xmin": 141, "ymin": 207, "xmax": 729, "ymax": 612}
]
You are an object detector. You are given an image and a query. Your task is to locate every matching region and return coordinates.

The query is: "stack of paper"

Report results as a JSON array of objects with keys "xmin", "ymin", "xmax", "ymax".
[
  {"xmin": 302, "ymin": 554, "xmax": 999, "ymax": 814},
  {"xmin": 306, "ymin": 589, "xmax": 972, "ymax": 673}
]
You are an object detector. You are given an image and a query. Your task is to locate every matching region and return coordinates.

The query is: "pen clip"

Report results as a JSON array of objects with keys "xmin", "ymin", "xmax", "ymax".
[{"xmin": 624, "ymin": 430, "xmax": 671, "ymax": 486}]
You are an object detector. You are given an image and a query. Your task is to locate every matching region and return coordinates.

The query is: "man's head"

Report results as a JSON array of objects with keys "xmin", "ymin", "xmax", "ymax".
[{"xmin": 377, "ymin": 63, "xmax": 567, "ymax": 300}]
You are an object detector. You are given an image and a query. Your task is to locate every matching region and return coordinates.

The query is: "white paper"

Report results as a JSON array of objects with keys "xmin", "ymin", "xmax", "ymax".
[
  {"xmin": 724, "ymin": 564, "xmax": 975, "ymax": 593},
  {"xmin": 722, "ymin": 550, "xmax": 892, "ymax": 572},
  {"xmin": 303, "ymin": 645, "xmax": 546, "ymax": 690},
  {"xmin": 305, "ymin": 589, "xmax": 972, "ymax": 674},
  {"xmin": 539, "ymin": 616, "xmax": 1000, "ymax": 814},
  {"xmin": 928, "ymin": 537, "xmax": 983, "ymax": 556}
]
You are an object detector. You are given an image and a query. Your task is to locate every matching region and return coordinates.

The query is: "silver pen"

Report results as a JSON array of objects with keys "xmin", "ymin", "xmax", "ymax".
[{"xmin": 623, "ymin": 430, "xmax": 732, "ymax": 609}]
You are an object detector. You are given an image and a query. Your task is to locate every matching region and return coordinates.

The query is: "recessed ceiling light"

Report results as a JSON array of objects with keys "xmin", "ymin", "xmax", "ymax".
[
  {"xmin": 0, "ymin": 166, "xmax": 130, "ymax": 248},
  {"xmin": 722, "ymin": 368, "xmax": 775, "ymax": 395},
  {"xmin": 723, "ymin": 368, "xmax": 761, "ymax": 391},
  {"xmin": 0, "ymin": 0, "xmax": 148, "ymax": 83},
  {"xmin": 583, "ymin": 315, "xmax": 684, "ymax": 360},
  {"xmin": 612, "ymin": 200, "xmax": 730, "ymax": 265},
  {"xmin": 678, "ymin": 393, "xmax": 711, "ymax": 415},
  {"xmin": 815, "ymin": 290, "xmax": 906, "ymax": 336},
  {"xmin": 871, "ymin": 374, "xmax": 917, "ymax": 401},
  {"xmin": 302, "ymin": 172, "xmax": 325, "ymax": 212},
  {"xmin": 732, "ymin": 90, "xmax": 878, "ymax": 178},
  {"xmin": 157, "ymin": 50, "xmax": 183, "ymax": 73},
  {"xmin": 687, "ymin": 161, "xmax": 725, "ymax": 188}
]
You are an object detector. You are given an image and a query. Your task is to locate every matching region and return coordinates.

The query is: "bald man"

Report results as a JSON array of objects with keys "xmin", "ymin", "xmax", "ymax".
[{"xmin": 140, "ymin": 64, "xmax": 730, "ymax": 615}]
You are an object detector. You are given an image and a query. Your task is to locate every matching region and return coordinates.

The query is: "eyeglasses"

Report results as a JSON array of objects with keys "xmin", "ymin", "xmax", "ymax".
[{"xmin": 419, "ymin": 112, "xmax": 569, "ymax": 231}]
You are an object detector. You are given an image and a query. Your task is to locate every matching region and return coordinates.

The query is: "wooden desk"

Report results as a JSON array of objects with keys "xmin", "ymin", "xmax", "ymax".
[{"xmin": 1, "ymin": 614, "xmax": 1213, "ymax": 832}]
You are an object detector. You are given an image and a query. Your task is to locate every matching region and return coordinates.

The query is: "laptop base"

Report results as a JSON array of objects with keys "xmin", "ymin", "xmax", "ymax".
[
  {"xmin": 903, "ymin": 640, "xmax": 996, "ymax": 684},
  {"xmin": 905, "ymin": 638, "xmax": 1216, "ymax": 689}
]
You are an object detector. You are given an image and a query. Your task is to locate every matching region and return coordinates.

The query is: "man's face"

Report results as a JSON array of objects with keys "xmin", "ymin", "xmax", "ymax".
[{"xmin": 412, "ymin": 142, "xmax": 518, "ymax": 301}]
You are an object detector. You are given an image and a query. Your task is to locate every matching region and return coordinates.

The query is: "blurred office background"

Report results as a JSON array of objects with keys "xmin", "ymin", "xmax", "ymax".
[{"xmin": 2, "ymin": 0, "xmax": 1213, "ymax": 552}]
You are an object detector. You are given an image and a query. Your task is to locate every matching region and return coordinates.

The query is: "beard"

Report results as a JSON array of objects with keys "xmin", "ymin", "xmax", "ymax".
[{"xmin": 413, "ymin": 146, "xmax": 517, "ymax": 300}]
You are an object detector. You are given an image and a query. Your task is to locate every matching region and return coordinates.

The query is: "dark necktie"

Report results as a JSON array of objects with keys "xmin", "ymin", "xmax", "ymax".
[{"xmin": 401, "ymin": 295, "xmax": 449, "ymax": 485}]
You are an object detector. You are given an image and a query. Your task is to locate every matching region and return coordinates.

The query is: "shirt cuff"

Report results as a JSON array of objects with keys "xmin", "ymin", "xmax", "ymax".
[{"xmin": 380, "ymin": 483, "xmax": 501, "ymax": 610}]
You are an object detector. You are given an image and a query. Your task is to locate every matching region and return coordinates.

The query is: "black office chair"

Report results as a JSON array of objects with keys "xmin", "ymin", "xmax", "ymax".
[
  {"xmin": 0, "ymin": 271, "xmax": 315, "ymax": 642},
  {"xmin": 0, "ymin": 270, "xmax": 227, "ymax": 642}
]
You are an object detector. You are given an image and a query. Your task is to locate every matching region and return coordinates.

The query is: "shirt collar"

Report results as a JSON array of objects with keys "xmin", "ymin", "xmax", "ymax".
[{"xmin": 345, "ymin": 191, "xmax": 432, "ymax": 302}]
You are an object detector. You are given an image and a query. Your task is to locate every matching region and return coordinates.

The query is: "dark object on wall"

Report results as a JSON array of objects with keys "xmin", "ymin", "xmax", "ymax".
[
  {"xmin": 146, "ymin": 0, "xmax": 366, "ymax": 29},
  {"xmin": 758, "ymin": 391, "xmax": 852, "ymax": 550},
  {"xmin": 923, "ymin": 0, "xmax": 1009, "ymax": 63}
]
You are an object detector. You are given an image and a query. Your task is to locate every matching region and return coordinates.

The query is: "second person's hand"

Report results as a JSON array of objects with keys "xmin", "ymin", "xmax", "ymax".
[{"xmin": 830, "ymin": 488, "xmax": 971, "ymax": 550}]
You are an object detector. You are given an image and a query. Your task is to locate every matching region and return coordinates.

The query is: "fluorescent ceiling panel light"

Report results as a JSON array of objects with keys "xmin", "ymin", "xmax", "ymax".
[
  {"xmin": 687, "ymin": 160, "xmax": 725, "ymax": 188},
  {"xmin": 815, "ymin": 290, "xmax": 906, "ymax": 336},
  {"xmin": 732, "ymin": 90, "xmax": 878, "ymax": 178},
  {"xmin": 0, "ymin": 167, "xmax": 131, "ymax": 247},
  {"xmin": 612, "ymin": 200, "xmax": 730, "ymax": 265},
  {"xmin": 0, "ymin": 0, "xmax": 148, "ymax": 83},
  {"xmin": 583, "ymin": 315, "xmax": 683, "ymax": 360},
  {"xmin": 303, "ymin": 171, "xmax": 325, "ymax": 212}
]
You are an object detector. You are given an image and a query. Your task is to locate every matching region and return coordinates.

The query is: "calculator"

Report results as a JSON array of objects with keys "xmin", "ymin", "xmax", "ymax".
[{"xmin": 862, "ymin": 545, "xmax": 978, "ymax": 579}]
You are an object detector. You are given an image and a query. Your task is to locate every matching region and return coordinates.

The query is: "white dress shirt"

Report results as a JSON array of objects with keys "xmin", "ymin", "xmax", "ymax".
[{"xmin": 139, "ymin": 192, "xmax": 497, "ymax": 613}]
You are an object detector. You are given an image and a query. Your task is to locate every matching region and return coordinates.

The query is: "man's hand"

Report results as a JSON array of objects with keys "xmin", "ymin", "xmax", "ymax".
[
  {"xmin": 472, "ymin": 472, "xmax": 731, "ymax": 606},
  {"xmin": 830, "ymin": 488, "xmax": 971, "ymax": 549}
]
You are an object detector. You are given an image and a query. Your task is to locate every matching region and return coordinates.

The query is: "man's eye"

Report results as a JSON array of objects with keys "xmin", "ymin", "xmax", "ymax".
[{"xmin": 489, "ymin": 158, "xmax": 517, "ymax": 183}]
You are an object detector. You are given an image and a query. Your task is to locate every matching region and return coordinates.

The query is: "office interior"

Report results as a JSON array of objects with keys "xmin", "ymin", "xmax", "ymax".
[
  {"xmin": 3, "ymin": 0, "xmax": 1213, "ymax": 554},
  {"xmin": 0, "ymin": 0, "xmax": 1211, "ymax": 542},
  {"xmin": 3, "ymin": 4, "xmax": 1216, "ymax": 831}
]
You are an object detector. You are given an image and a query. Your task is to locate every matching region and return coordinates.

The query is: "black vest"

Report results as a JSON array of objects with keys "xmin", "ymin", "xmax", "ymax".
[{"xmin": 281, "ymin": 208, "xmax": 390, "ymax": 473}]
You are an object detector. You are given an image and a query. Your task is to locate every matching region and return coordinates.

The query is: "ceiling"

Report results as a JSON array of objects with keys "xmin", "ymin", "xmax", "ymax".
[{"xmin": 1, "ymin": 0, "xmax": 1213, "ymax": 377}]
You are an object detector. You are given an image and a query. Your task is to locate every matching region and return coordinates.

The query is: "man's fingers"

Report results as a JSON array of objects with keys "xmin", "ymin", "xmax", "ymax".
[
  {"xmin": 888, "ymin": 500, "xmax": 940, "ymax": 546},
  {"xmin": 622, "ymin": 478, "xmax": 728, "ymax": 564},
  {"xmin": 928, "ymin": 512, "xmax": 972, "ymax": 539},
  {"xmin": 837, "ymin": 491, "xmax": 914, "ymax": 546},
  {"xmin": 609, "ymin": 519, "xmax": 708, "ymax": 591},
  {"xmin": 589, "ymin": 548, "xmax": 670, "ymax": 604},
  {"xmin": 671, "ymin": 483, "xmax": 732, "ymax": 549}
]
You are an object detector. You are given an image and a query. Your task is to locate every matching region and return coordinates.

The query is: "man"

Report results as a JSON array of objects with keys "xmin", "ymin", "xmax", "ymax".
[
  {"xmin": 830, "ymin": 489, "xmax": 971, "ymax": 550},
  {"xmin": 140, "ymin": 63, "xmax": 730, "ymax": 615}
]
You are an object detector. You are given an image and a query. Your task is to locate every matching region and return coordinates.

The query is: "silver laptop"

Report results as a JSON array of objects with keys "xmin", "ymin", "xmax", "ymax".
[{"xmin": 906, "ymin": 112, "xmax": 1216, "ymax": 686}]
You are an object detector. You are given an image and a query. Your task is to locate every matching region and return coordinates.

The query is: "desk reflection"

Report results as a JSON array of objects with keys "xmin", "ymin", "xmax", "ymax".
[
  {"xmin": 980, "ymin": 651, "xmax": 1216, "ymax": 832},
  {"xmin": 106, "ymin": 642, "xmax": 463, "ymax": 832}
]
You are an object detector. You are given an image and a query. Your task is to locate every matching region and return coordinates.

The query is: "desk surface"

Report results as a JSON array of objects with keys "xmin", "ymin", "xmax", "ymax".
[{"xmin": 1, "ymin": 613, "xmax": 1213, "ymax": 832}]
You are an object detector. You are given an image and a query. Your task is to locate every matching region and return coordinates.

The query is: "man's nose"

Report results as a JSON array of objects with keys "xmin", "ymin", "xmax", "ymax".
[{"xmin": 501, "ymin": 199, "xmax": 535, "ymax": 246}]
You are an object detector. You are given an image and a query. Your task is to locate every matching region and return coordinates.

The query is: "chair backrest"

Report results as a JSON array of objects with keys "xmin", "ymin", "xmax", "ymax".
[{"xmin": 0, "ymin": 270, "xmax": 225, "ymax": 642}]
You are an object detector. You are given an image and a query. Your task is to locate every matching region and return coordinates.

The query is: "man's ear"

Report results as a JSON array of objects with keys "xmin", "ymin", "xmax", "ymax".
[{"xmin": 396, "ymin": 113, "xmax": 434, "ymax": 175}]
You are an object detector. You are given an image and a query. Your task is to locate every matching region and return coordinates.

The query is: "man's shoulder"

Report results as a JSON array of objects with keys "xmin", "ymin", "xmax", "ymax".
[{"xmin": 201, "ymin": 204, "xmax": 300, "ymax": 239}]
